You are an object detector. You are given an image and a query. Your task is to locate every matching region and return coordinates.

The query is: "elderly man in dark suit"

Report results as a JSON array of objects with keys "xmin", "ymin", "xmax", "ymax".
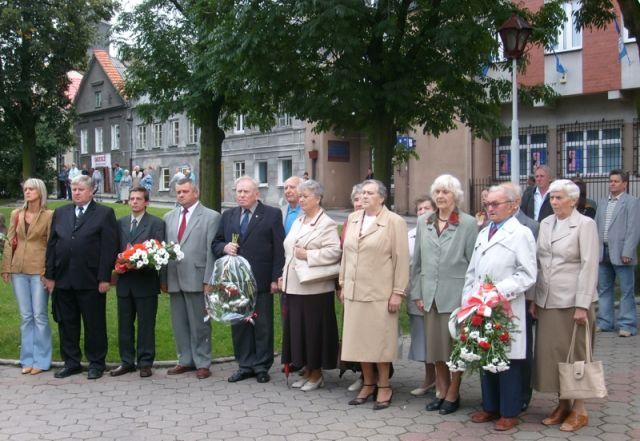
[
  {"xmin": 520, "ymin": 165, "xmax": 553, "ymax": 222},
  {"xmin": 212, "ymin": 176, "xmax": 285, "ymax": 384},
  {"xmin": 110, "ymin": 187, "xmax": 165, "ymax": 378},
  {"xmin": 44, "ymin": 175, "xmax": 119, "ymax": 380}
]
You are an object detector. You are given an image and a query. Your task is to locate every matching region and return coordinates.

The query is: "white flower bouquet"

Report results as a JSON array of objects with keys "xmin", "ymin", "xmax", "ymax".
[{"xmin": 114, "ymin": 239, "xmax": 184, "ymax": 273}]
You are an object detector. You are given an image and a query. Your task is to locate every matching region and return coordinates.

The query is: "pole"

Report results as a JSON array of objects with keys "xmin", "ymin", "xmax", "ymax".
[{"xmin": 510, "ymin": 57, "xmax": 519, "ymax": 186}]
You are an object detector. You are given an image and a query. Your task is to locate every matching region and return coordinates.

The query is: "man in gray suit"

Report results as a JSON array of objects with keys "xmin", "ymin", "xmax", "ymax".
[
  {"xmin": 163, "ymin": 179, "xmax": 220, "ymax": 379},
  {"xmin": 502, "ymin": 183, "xmax": 539, "ymax": 412},
  {"xmin": 595, "ymin": 169, "xmax": 639, "ymax": 337}
]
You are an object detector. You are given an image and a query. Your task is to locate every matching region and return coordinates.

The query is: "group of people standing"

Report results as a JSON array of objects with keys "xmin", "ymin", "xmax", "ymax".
[{"xmin": 1, "ymin": 166, "xmax": 638, "ymax": 434}]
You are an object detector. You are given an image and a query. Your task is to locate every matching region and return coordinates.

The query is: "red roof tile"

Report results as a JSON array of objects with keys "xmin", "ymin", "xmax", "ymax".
[
  {"xmin": 65, "ymin": 70, "xmax": 83, "ymax": 102},
  {"xmin": 93, "ymin": 49, "xmax": 124, "ymax": 91}
]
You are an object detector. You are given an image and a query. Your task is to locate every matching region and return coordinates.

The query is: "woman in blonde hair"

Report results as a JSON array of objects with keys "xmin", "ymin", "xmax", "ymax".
[{"xmin": 1, "ymin": 178, "xmax": 54, "ymax": 374}]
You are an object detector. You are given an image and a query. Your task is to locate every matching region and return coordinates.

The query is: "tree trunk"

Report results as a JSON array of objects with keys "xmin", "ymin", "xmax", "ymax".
[
  {"xmin": 367, "ymin": 116, "xmax": 396, "ymax": 207},
  {"xmin": 197, "ymin": 97, "xmax": 225, "ymax": 212},
  {"xmin": 21, "ymin": 116, "xmax": 36, "ymax": 181}
]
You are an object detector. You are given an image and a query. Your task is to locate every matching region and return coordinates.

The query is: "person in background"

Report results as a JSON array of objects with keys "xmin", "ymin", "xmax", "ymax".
[
  {"xmin": 340, "ymin": 179, "xmax": 409, "ymax": 411},
  {"xmin": 279, "ymin": 180, "xmax": 341, "ymax": 392},
  {"xmin": 67, "ymin": 163, "xmax": 80, "ymax": 200},
  {"xmin": 302, "ymin": 172, "xmax": 309, "ymax": 181},
  {"xmin": 520, "ymin": 165, "xmax": 553, "ymax": 222},
  {"xmin": 407, "ymin": 196, "xmax": 437, "ymax": 398},
  {"xmin": 58, "ymin": 165, "xmax": 69, "ymax": 200},
  {"xmin": 120, "ymin": 170, "xmax": 133, "ymax": 206},
  {"xmin": 113, "ymin": 163, "xmax": 123, "ymax": 203},
  {"xmin": 282, "ymin": 176, "xmax": 303, "ymax": 236},
  {"xmin": 131, "ymin": 166, "xmax": 144, "ymax": 188},
  {"xmin": 411, "ymin": 175, "xmax": 477, "ymax": 415},
  {"xmin": 91, "ymin": 168, "xmax": 103, "ymax": 200},
  {"xmin": 531, "ymin": 179, "xmax": 599, "ymax": 432},
  {"xmin": 571, "ymin": 177, "xmax": 596, "ymax": 219},
  {"xmin": 140, "ymin": 167, "xmax": 154, "ymax": 196},
  {"xmin": 526, "ymin": 175, "xmax": 535, "ymax": 188},
  {"xmin": 595, "ymin": 169, "xmax": 639, "ymax": 337},
  {"xmin": 185, "ymin": 167, "xmax": 197, "ymax": 184},
  {"xmin": 365, "ymin": 167, "xmax": 374, "ymax": 180},
  {"xmin": 1, "ymin": 178, "xmax": 54, "ymax": 375},
  {"xmin": 81, "ymin": 165, "xmax": 90, "ymax": 176},
  {"xmin": 475, "ymin": 188, "xmax": 490, "ymax": 229}
]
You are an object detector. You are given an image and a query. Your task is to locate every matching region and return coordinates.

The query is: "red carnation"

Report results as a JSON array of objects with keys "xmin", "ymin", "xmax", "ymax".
[
  {"xmin": 460, "ymin": 334, "xmax": 468, "ymax": 342},
  {"xmin": 471, "ymin": 315, "xmax": 484, "ymax": 326},
  {"xmin": 499, "ymin": 332, "xmax": 510, "ymax": 342},
  {"xmin": 478, "ymin": 340, "xmax": 491, "ymax": 350},
  {"xmin": 494, "ymin": 323, "xmax": 503, "ymax": 330}
]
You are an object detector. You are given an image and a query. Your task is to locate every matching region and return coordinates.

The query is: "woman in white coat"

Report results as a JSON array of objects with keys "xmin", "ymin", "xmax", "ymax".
[{"xmin": 465, "ymin": 185, "xmax": 537, "ymax": 432}]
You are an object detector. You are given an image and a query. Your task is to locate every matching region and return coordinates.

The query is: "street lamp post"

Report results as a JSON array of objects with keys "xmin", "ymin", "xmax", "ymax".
[{"xmin": 498, "ymin": 14, "xmax": 532, "ymax": 185}]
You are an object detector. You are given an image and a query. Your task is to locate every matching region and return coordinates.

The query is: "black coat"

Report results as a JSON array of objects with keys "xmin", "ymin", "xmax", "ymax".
[
  {"xmin": 520, "ymin": 186, "xmax": 553, "ymax": 222},
  {"xmin": 116, "ymin": 213, "xmax": 166, "ymax": 297},
  {"xmin": 212, "ymin": 201, "xmax": 285, "ymax": 293},
  {"xmin": 45, "ymin": 200, "xmax": 119, "ymax": 290}
]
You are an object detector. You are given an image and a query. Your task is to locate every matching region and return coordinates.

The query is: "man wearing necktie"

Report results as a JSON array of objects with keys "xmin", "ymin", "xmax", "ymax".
[
  {"xmin": 110, "ymin": 187, "xmax": 165, "ymax": 378},
  {"xmin": 44, "ymin": 175, "xmax": 119, "ymax": 380},
  {"xmin": 212, "ymin": 176, "xmax": 285, "ymax": 384},
  {"xmin": 163, "ymin": 179, "xmax": 220, "ymax": 380}
]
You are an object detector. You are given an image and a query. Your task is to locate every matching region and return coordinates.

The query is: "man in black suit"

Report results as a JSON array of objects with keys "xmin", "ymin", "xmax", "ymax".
[
  {"xmin": 110, "ymin": 187, "xmax": 165, "ymax": 378},
  {"xmin": 212, "ymin": 176, "xmax": 285, "ymax": 383},
  {"xmin": 44, "ymin": 175, "xmax": 118, "ymax": 380},
  {"xmin": 520, "ymin": 165, "xmax": 553, "ymax": 222}
]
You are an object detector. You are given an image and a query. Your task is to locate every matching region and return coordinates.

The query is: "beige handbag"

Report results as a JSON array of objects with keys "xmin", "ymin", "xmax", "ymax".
[
  {"xmin": 295, "ymin": 260, "xmax": 340, "ymax": 284},
  {"xmin": 558, "ymin": 319, "xmax": 607, "ymax": 400}
]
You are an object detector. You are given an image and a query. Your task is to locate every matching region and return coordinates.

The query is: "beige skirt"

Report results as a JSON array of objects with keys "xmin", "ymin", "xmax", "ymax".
[
  {"xmin": 341, "ymin": 299, "xmax": 398, "ymax": 363},
  {"xmin": 424, "ymin": 306, "xmax": 453, "ymax": 363},
  {"xmin": 533, "ymin": 304, "xmax": 596, "ymax": 393}
]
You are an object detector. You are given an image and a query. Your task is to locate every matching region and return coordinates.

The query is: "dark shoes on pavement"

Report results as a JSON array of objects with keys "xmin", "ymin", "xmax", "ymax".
[
  {"xmin": 54, "ymin": 366, "xmax": 83, "ymax": 379},
  {"xmin": 87, "ymin": 368, "xmax": 104, "ymax": 380},
  {"xmin": 139, "ymin": 367, "xmax": 153, "ymax": 378},
  {"xmin": 196, "ymin": 368, "xmax": 211, "ymax": 380},
  {"xmin": 110, "ymin": 365, "xmax": 135, "ymax": 377},
  {"xmin": 425, "ymin": 398, "xmax": 444, "ymax": 411},
  {"xmin": 167, "ymin": 365, "xmax": 196, "ymax": 375},
  {"xmin": 228, "ymin": 370, "xmax": 256, "ymax": 383},
  {"xmin": 439, "ymin": 397, "xmax": 460, "ymax": 415},
  {"xmin": 256, "ymin": 372, "xmax": 270, "ymax": 383}
]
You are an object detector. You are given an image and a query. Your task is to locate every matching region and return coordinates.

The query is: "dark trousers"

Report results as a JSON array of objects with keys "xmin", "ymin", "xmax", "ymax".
[
  {"xmin": 481, "ymin": 359, "xmax": 525, "ymax": 418},
  {"xmin": 521, "ymin": 301, "xmax": 534, "ymax": 406},
  {"xmin": 117, "ymin": 293, "xmax": 158, "ymax": 368},
  {"xmin": 58, "ymin": 181, "xmax": 66, "ymax": 199},
  {"xmin": 232, "ymin": 291, "xmax": 274, "ymax": 374},
  {"xmin": 52, "ymin": 288, "xmax": 107, "ymax": 371}
]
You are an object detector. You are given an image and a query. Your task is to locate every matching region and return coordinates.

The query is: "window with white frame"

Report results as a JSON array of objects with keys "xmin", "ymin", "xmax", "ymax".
[
  {"xmin": 553, "ymin": 1, "xmax": 582, "ymax": 52},
  {"xmin": 137, "ymin": 125, "xmax": 147, "ymax": 149},
  {"xmin": 153, "ymin": 123, "xmax": 163, "ymax": 148},
  {"xmin": 171, "ymin": 120, "xmax": 180, "ymax": 145},
  {"xmin": 561, "ymin": 123, "xmax": 622, "ymax": 177},
  {"xmin": 277, "ymin": 113, "xmax": 292, "ymax": 127},
  {"xmin": 95, "ymin": 91, "xmax": 102, "ymax": 108},
  {"xmin": 110, "ymin": 124, "xmax": 120, "ymax": 150},
  {"xmin": 255, "ymin": 161, "xmax": 268, "ymax": 186},
  {"xmin": 234, "ymin": 161, "xmax": 246, "ymax": 180},
  {"xmin": 494, "ymin": 129, "xmax": 548, "ymax": 179},
  {"xmin": 277, "ymin": 157, "xmax": 293, "ymax": 185},
  {"xmin": 623, "ymin": 19, "xmax": 636, "ymax": 43},
  {"xmin": 234, "ymin": 114, "xmax": 245, "ymax": 133},
  {"xmin": 80, "ymin": 129, "xmax": 88, "ymax": 154},
  {"xmin": 159, "ymin": 168, "xmax": 171, "ymax": 191},
  {"xmin": 95, "ymin": 127, "xmax": 103, "ymax": 153},
  {"xmin": 188, "ymin": 120, "xmax": 199, "ymax": 144}
]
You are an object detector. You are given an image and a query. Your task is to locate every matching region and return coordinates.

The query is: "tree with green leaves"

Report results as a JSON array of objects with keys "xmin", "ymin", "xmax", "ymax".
[
  {"xmin": 0, "ymin": 0, "xmax": 115, "ymax": 182},
  {"xmin": 210, "ymin": 0, "xmax": 624, "ymax": 194},
  {"xmin": 116, "ymin": 0, "xmax": 278, "ymax": 211}
]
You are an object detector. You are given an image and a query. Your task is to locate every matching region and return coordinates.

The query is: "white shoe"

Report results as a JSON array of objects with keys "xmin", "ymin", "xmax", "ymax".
[
  {"xmin": 348, "ymin": 377, "xmax": 363, "ymax": 391},
  {"xmin": 410, "ymin": 381, "xmax": 436, "ymax": 396},
  {"xmin": 619, "ymin": 329, "xmax": 632, "ymax": 337},
  {"xmin": 292, "ymin": 378, "xmax": 308, "ymax": 388},
  {"xmin": 301, "ymin": 377, "xmax": 324, "ymax": 391}
]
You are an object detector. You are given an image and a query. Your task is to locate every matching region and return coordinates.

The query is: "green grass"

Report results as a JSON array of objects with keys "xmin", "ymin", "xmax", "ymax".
[{"xmin": 1, "ymin": 200, "xmax": 412, "ymax": 363}]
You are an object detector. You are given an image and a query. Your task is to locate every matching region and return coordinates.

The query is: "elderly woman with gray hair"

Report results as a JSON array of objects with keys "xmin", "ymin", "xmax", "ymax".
[
  {"xmin": 410, "ymin": 174, "xmax": 477, "ymax": 415},
  {"xmin": 339, "ymin": 179, "xmax": 409, "ymax": 410},
  {"xmin": 530, "ymin": 179, "xmax": 599, "ymax": 432},
  {"xmin": 279, "ymin": 179, "xmax": 342, "ymax": 392}
]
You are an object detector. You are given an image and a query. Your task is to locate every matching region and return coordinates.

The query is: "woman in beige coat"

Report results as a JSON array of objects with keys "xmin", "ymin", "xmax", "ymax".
[
  {"xmin": 1, "ymin": 178, "xmax": 53, "ymax": 375},
  {"xmin": 339, "ymin": 179, "xmax": 409, "ymax": 410},
  {"xmin": 531, "ymin": 179, "xmax": 599, "ymax": 432},
  {"xmin": 279, "ymin": 180, "xmax": 342, "ymax": 392}
]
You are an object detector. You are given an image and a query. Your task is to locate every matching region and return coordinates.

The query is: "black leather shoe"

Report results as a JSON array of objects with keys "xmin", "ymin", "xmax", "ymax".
[
  {"xmin": 87, "ymin": 368, "xmax": 104, "ymax": 380},
  {"xmin": 256, "ymin": 372, "xmax": 270, "ymax": 383},
  {"xmin": 426, "ymin": 398, "xmax": 444, "ymax": 411},
  {"xmin": 54, "ymin": 366, "xmax": 82, "ymax": 379},
  {"xmin": 228, "ymin": 370, "xmax": 255, "ymax": 383},
  {"xmin": 439, "ymin": 397, "xmax": 460, "ymax": 415},
  {"xmin": 110, "ymin": 365, "xmax": 135, "ymax": 377},
  {"xmin": 139, "ymin": 367, "xmax": 153, "ymax": 378}
]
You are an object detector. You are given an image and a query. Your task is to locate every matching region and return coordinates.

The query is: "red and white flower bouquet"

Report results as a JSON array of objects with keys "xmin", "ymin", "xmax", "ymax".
[
  {"xmin": 114, "ymin": 240, "xmax": 184, "ymax": 273},
  {"xmin": 447, "ymin": 276, "xmax": 516, "ymax": 374}
]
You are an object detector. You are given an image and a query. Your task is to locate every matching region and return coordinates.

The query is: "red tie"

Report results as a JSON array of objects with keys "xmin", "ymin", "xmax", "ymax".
[{"xmin": 177, "ymin": 208, "xmax": 188, "ymax": 242}]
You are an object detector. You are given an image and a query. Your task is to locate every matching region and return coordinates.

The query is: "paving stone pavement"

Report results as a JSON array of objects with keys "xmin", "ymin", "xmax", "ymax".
[{"xmin": 0, "ymin": 330, "xmax": 638, "ymax": 441}]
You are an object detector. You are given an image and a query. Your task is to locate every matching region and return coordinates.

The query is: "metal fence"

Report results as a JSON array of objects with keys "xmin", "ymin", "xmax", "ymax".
[{"xmin": 469, "ymin": 176, "xmax": 640, "ymax": 214}]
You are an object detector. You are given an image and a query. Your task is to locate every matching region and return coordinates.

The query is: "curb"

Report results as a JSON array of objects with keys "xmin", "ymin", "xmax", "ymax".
[{"xmin": 0, "ymin": 356, "xmax": 236, "ymax": 369}]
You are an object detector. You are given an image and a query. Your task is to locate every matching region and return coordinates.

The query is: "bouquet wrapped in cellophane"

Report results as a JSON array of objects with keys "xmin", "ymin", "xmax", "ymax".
[{"xmin": 205, "ymin": 237, "xmax": 257, "ymax": 325}]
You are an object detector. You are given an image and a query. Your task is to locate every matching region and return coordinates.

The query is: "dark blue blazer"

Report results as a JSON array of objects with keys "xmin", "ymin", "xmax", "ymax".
[{"xmin": 212, "ymin": 201, "xmax": 285, "ymax": 293}]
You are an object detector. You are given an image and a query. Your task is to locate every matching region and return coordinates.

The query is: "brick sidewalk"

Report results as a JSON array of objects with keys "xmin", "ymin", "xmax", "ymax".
[{"xmin": 0, "ymin": 330, "xmax": 637, "ymax": 441}]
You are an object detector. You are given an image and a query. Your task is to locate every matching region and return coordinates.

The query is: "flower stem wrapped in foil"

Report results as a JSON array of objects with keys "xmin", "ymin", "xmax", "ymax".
[{"xmin": 205, "ymin": 254, "xmax": 257, "ymax": 325}]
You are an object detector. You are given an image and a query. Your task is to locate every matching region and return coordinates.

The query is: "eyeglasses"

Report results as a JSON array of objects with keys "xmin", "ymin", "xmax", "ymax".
[{"xmin": 484, "ymin": 200, "xmax": 512, "ymax": 209}]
